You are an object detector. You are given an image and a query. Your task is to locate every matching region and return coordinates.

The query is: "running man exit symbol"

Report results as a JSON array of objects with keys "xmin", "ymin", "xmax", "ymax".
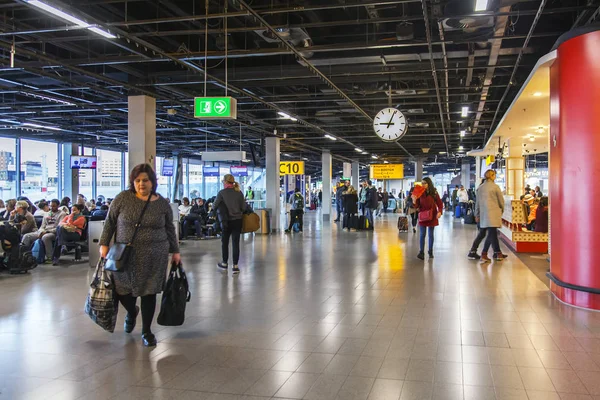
[{"xmin": 194, "ymin": 97, "xmax": 237, "ymax": 119}]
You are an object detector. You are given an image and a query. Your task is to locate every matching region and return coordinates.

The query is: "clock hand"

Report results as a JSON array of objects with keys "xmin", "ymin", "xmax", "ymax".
[{"xmin": 385, "ymin": 111, "xmax": 397, "ymax": 128}]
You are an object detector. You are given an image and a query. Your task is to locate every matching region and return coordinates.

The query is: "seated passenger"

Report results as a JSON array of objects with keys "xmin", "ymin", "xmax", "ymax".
[
  {"xmin": 52, "ymin": 204, "xmax": 86, "ymax": 265},
  {"xmin": 535, "ymin": 197, "xmax": 549, "ymax": 233},
  {"xmin": 60, "ymin": 197, "xmax": 71, "ymax": 213},
  {"xmin": 91, "ymin": 205, "xmax": 109, "ymax": 220},
  {"xmin": 183, "ymin": 198, "xmax": 208, "ymax": 239},
  {"xmin": 9, "ymin": 200, "xmax": 37, "ymax": 235},
  {"xmin": 178, "ymin": 197, "xmax": 192, "ymax": 220},
  {"xmin": 527, "ymin": 198, "xmax": 540, "ymax": 230},
  {"xmin": 0, "ymin": 199, "xmax": 16, "ymax": 221},
  {"xmin": 17, "ymin": 196, "xmax": 37, "ymax": 215},
  {"xmin": 34, "ymin": 201, "xmax": 49, "ymax": 217},
  {"xmin": 21, "ymin": 199, "xmax": 65, "ymax": 259}
]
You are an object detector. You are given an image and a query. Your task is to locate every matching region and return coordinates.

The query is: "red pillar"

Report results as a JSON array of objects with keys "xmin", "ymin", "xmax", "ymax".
[{"xmin": 549, "ymin": 29, "xmax": 600, "ymax": 309}]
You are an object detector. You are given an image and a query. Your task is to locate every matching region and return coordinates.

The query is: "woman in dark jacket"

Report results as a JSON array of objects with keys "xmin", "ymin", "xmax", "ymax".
[
  {"xmin": 342, "ymin": 185, "xmax": 359, "ymax": 231},
  {"xmin": 415, "ymin": 177, "xmax": 444, "ymax": 260},
  {"xmin": 534, "ymin": 196, "xmax": 549, "ymax": 233},
  {"xmin": 214, "ymin": 174, "xmax": 246, "ymax": 275}
]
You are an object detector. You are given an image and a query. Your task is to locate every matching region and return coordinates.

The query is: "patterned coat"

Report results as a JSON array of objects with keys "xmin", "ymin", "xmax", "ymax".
[{"xmin": 100, "ymin": 190, "xmax": 179, "ymax": 297}]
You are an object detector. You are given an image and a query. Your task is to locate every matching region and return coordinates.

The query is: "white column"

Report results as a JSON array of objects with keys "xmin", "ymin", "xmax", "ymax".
[
  {"xmin": 62, "ymin": 143, "xmax": 79, "ymax": 201},
  {"xmin": 351, "ymin": 160, "xmax": 360, "ymax": 189},
  {"xmin": 415, "ymin": 158, "xmax": 424, "ymax": 181},
  {"xmin": 461, "ymin": 159, "xmax": 471, "ymax": 188},
  {"xmin": 475, "ymin": 156, "xmax": 482, "ymax": 189},
  {"xmin": 128, "ymin": 95, "xmax": 156, "ymax": 172},
  {"xmin": 505, "ymin": 138, "xmax": 525, "ymax": 199},
  {"xmin": 343, "ymin": 162, "xmax": 351, "ymax": 180},
  {"xmin": 322, "ymin": 151, "xmax": 332, "ymax": 221},
  {"xmin": 265, "ymin": 137, "xmax": 280, "ymax": 231}
]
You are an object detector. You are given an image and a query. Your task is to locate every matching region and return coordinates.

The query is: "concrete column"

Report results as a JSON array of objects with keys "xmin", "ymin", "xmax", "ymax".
[
  {"xmin": 351, "ymin": 161, "xmax": 359, "ymax": 189},
  {"xmin": 505, "ymin": 138, "xmax": 525, "ymax": 199},
  {"xmin": 322, "ymin": 151, "xmax": 332, "ymax": 221},
  {"xmin": 91, "ymin": 148, "xmax": 97, "ymax": 200},
  {"xmin": 15, "ymin": 138, "xmax": 21, "ymax": 196},
  {"xmin": 475, "ymin": 156, "xmax": 482, "ymax": 189},
  {"xmin": 128, "ymin": 95, "xmax": 156, "ymax": 172},
  {"xmin": 343, "ymin": 162, "xmax": 351, "ymax": 180},
  {"xmin": 265, "ymin": 137, "xmax": 280, "ymax": 232},
  {"xmin": 415, "ymin": 158, "xmax": 424, "ymax": 181},
  {"xmin": 62, "ymin": 143, "xmax": 79, "ymax": 202},
  {"xmin": 461, "ymin": 159, "xmax": 471, "ymax": 188}
]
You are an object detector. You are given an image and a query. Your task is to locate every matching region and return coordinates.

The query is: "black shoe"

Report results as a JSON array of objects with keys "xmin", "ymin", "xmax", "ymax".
[
  {"xmin": 284, "ymin": 229, "xmax": 291, "ymax": 233},
  {"xmin": 493, "ymin": 252, "xmax": 507, "ymax": 261},
  {"xmin": 467, "ymin": 251, "xmax": 480, "ymax": 260},
  {"xmin": 124, "ymin": 306, "xmax": 139, "ymax": 333},
  {"xmin": 141, "ymin": 333, "xmax": 157, "ymax": 347},
  {"xmin": 417, "ymin": 252, "xmax": 425, "ymax": 260},
  {"xmin": 333, "ymin": 219, "xmax": 340, "ymax": 222},
  {"xmin": 428, "ymin": 252, "xmax": 434, "ymax": 259},
  {"xmin": 217, "ymin": 262, "xmax": 228, "ymax": 271},
  {"xmin": 413, "ymin": 228, "xmax": 416, "ymax": 233},
  {"xmin": 232, "ymin": 266, "xmax": 240, "ymax": 275}
]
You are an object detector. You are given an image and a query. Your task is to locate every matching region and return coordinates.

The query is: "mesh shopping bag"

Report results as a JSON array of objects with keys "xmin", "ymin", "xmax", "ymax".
[{"xmin": 84, "ymin": 259, "xmax": 118, "ymax": 333}]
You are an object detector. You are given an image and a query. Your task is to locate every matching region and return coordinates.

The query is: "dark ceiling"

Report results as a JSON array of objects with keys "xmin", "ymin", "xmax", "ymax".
[{"xmin": 0, "ymin": 0, "xmax": 597, "ymax": 175}]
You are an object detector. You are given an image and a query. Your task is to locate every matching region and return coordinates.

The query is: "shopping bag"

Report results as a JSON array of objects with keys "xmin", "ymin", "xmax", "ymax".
[
  {"xmin": 32, "ymin": 239, "xmax": 45, "ymax": 264},
  {"xmin": 84, "ymin": 259, "xmax": 118, "ymax": 333},
  {"xmin": 241, "ymin": 212, "xmax": 260, "ymax": 233},
  {"xmin": 157, "ymin": 262, "xmax": 191, "ymax": 326}
]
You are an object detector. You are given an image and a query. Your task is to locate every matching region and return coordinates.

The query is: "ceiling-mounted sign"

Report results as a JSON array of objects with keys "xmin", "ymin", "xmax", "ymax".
[
  {"xmin": 485, "ymin": 155, "xmax": 495, "ymax": 166},
  {"xmin": 280, "ymin": 161, "xmax": 305, "ymax": 176},
  {"xmin": 370, "ymin": 163, "xmax": 404, "ymax": 180},
  {"xmin": 161, "ymin": 158, "xmax": 174, "ymax": 177},
  {"xmin": 230, "ymin": 166, "xmax": 248, "ymax": 177},
  {"xmin": 202, "ymin": 151, "xmax": 246, "ymax": 162},
  {"xmin": 194, "ymin": 97, "xmax": 237, "ymax": 119},
  {"xmin": 203, "ymin": 166, "xmax": 220, "ymax": 177},
  {"xmin": 373, "ymin": 107, "xmax": 408, "ymax": 142}
]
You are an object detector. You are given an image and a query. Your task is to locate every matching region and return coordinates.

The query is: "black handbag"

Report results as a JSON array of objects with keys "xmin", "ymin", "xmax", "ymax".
[
  {"xmin": 157, "ymin": 262, "xmax": 191, "ymax": 326},
  {"xmin": 105, "ymin": 195, "xmax": 152, "ymax": 272}
]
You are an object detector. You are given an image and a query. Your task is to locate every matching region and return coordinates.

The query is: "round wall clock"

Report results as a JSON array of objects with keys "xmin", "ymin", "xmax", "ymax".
[{"xmin": 373, "ymin": 107, "xmax": 408, "ymax": 142}]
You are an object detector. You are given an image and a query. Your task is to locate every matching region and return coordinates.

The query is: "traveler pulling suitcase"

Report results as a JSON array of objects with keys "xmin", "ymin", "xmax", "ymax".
[{"xmin": 398, "ymin": 215, "xmax": 409, "ymax": 232}]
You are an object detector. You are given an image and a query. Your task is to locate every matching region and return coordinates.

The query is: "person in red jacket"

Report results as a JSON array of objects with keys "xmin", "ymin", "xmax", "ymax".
[{"xmin": 415, "ymin": 177, "xmax": 443, "ymax": 260}]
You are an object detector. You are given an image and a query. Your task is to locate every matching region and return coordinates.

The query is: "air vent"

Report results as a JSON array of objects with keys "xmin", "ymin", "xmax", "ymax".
[{"xmin": 406, "ymin": 108, "xmax": 424, "ymax": 114}]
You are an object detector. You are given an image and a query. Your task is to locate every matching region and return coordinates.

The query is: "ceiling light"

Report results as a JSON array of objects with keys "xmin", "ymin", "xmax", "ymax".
[
  {"xmin": 461, "ymin": 106, "xmax": 469, "ymax": 118},
  {"xmin": 380, "ymin": 55, "xmax": 387, "ymax": 66},
  {"xmin": 475, "ymin": 0, "xmax": 488, "ymax": 12},
  {"xmin": 324, "ymin": 134, "xmax": 337, "ymax": 141},
  {"xmin": 88, "ymin": 27, "xmax": 116, "ymax": 39},
  {"xmin": 302, "ymin": 157, "xmax": 309, "ymax": 161},
  {"xmin": 458, "ymin": 145, "xmax": 464, "ymax": 151},
  {"xmin": 355, "ymin": 148, "xmax": 363, "ymax": 152},
  {"xmin": 362, "ymin": 151, "xmax": 368, "ymax": 155},
  {"xmin": 529, "ymin": 135, "xmax": 535, "ymax": 141},
  {"xmin": 460, "ymin": 130, "xmax": 465, "ymax": 137},
  {"xmin": 22, "ymin": 122, "xmax": 62, "ymax": 131},
  {"xmin": 277, "ymin": 111, "xmax": 297, "ymax": 122},
  {"xmin": 533, "ymin": 92, "xmax": 542, "ymax": 97},
  {"xmin": 383, "ymin": 160, "xmax": 389, "ymax": 164},
  {"xmin": 536, "ymin": 126, "xmax": 545, "ymax": 133},
  {"xmin": 26, "ymin": 0, "xmax": 89, "ymax": 27},
  {"xmin": 439, "ymin": 151, "xmax": 447, "ymax": 155},
  {"xmin": 371, "ymin": 155, "xmax": 378, "ymax": 159}
]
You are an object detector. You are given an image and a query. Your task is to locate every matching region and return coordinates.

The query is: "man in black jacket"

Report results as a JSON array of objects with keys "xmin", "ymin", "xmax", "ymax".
[
  {"xmin": 334, "ymin": 180, "xmax": 349, "ymax": 222},
  {"xmin": 363, "ymin": 180, "xmax": 378, "ymax": 229}
]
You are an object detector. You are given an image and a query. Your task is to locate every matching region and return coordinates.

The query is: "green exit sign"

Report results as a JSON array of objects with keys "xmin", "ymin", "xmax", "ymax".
[{"xmin": 194, "ymin": 97, "xmax": 237, "ymax": 119}]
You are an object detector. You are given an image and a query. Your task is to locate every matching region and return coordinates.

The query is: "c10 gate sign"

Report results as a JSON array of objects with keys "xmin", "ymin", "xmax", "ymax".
[
  {"xmin": 194, "ymin": 97, "xmax": 237, "ymax": 119},
  {"xmin": 280, "ymin": 161, "xmax": 305, "ymax": 176}
]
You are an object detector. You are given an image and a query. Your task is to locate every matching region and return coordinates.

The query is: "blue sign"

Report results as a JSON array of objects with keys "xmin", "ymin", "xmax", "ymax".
[
  {"xmin": 230, "ymin": 166, "xmax": 248, "ymax": 177},
  {"xmin": 162, "ymin": 159, "xmax": 174, "ymax": 177},
  {"xmin": 203, "ymin": 166, "xmax": 220, "ymax": 177}
]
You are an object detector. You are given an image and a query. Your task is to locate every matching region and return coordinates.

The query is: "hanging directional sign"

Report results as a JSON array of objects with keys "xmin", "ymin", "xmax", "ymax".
[
  {"xmin": 280, "ymin": 161, "xmax": 305, "ymax": 176},
  {"xmin": 194, "ymin": 97, "xmax": 237, "ymax": 119}
]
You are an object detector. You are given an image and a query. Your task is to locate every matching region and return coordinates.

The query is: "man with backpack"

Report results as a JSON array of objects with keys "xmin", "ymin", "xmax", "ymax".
[
  {"xmin": 285, "ymin": 188, "xmax": 305, "ymax": 233},
  {"xmin": 362, "ymin": 180, "xmax": 378, "ymax": 229}
]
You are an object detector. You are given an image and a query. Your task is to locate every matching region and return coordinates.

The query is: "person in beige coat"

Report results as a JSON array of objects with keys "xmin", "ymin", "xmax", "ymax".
[{"xmin": 467, "ymin": 170, "xmax": 507, "ymax": 262}]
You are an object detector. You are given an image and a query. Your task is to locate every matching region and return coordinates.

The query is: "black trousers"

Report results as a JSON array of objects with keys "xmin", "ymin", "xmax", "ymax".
[
  {"xmin": 287, "ymin": 209, "xmax": 304, "ymax": 231},
  {"xmin": 471, "ymin": 227, "xmax": 501, "ymax": 254},
  {"xmin": 116, "ymin": 293, "xmax": 156, "ymax": 334},
  {"xmin": 221, "ymin": 218, "xmax": 243, "ymax": 265},
  {"xmin": 409, "ymin": 212, "xmax": 418, "ymax": 228},
  {"xmin": 52, "ymin": 226, "xmax": 81, "ymax": 259}
]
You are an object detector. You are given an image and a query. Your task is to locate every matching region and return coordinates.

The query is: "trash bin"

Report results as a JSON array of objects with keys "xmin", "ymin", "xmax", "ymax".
[{"xmin": 257, "ymin": 208, "xmax": 271, "ymax": 234}]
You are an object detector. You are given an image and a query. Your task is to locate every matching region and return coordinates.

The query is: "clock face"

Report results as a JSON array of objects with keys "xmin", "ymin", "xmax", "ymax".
[{"xmin": 373, "ymin": 107, "xmax": 408, "ymax": 142}]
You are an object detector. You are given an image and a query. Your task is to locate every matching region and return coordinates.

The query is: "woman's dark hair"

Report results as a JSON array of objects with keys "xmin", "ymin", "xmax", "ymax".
[
  {"xmin": 540, "ymin": 196, "xmax": 549, "ymax": 207},
  {"xmin": 129, "ymin": 163, "xmax": 157, "ymax": 194},
  {"xmin": 422, "ymin": 177, "xmax": 437, "ymax": 197},
  {"xmin": 72, "ymin": 203, "xmax": 84, "ymax": 212},
  {"xmin": 60, "ymin": 197, "xmax": 71, "ymax": 207}
]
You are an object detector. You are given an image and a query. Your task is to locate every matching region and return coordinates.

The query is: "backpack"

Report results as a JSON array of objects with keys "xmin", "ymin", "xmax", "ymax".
[
  {"xmin": 294, "ymin": 194, "xmax": 304, "ymax": 209},
  {"xmin": 32, "ymin": 239, "xmax": 46, "ymax": 264},
  {"xmin": 369, "ymin": 188, "xmax": 379, "ymax": 209}
]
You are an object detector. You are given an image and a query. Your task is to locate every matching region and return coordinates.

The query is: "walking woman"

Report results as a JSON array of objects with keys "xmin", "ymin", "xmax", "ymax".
[
  {"xmin": 415, "ymin": 177, "xmax": 443, "ymax": 260},
  {"xmin": 99, "ymin": 164, "xmax": 180, "ymax": 347},
  {"xmin": 468, "ymin": 169, "xmax": 507, "ymax": 262},
  {"xmin": 215, "ymin": 174, "xmax": 246, "ymax": 275},
  {"xmin": 405, "ymin": 187, "xmax": 419, "ymax": 233}
]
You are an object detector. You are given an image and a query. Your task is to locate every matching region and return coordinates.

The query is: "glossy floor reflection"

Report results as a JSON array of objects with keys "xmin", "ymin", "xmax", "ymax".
[{"xmin": 2, "ymin": 212, "xmax": 600, "ymax": 400}]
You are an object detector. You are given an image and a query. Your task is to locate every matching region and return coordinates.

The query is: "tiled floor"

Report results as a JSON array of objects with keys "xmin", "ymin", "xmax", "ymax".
[{"xmin": 2, "ymin": 212, "xmax": 600, "ymax": 399}]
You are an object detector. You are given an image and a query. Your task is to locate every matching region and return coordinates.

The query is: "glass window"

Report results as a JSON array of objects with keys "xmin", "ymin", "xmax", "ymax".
[
  {"xmin": 205, "ymin": 163, "xmax": 220, "ymax": 200},
  {"xmin": 0, "ymin": 137, "xmax": 17, "ymax": 200},
  {"xmin": 155, "ymin": 156, "xmax": 172, "ymax": 199},
  {"xmin": 96, "ymin": 149, "xmax": 123, "ymax": 201},
  {"xmin": 20, "ymin": 139, "xmax": 58, "ymax": 202},
  {"xmin": 188, "ymin": 161, "xmax": 203, "ymax": 200}
]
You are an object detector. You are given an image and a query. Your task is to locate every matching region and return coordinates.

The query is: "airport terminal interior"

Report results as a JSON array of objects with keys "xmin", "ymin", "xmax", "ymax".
[{"xmin": 1, "ymin": 0, "xmax": 600, "ymax": 399}]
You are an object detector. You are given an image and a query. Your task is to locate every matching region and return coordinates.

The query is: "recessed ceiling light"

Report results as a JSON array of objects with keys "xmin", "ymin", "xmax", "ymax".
[
  {"xmin": 461, "ymin": 106, "xmax": 469, "ymax": 118},
  {"xmin": 460, "ymin": 130, "xmax": 465, "ymax": 137},
  {"xmin": 439, "ymin": 151, "xmax": 446, "ymax": 154},
  {"xmin": 324, "ymin": 134, "xmax": 337, "ymax": 141},
  {"xmin": 533, "ymin": 92, "xmax": 542, "ymax": 97},
  {"xmin": 458, "ymin": 145, "xmax": 464, "ymax": 151},
  {"xmin": 475, "ymin": 0, "xmax": 488, "ymax": 12},
  {"xmin": 355, "ymin": 148, "xmax": 363, "ymax": 152},
  {"xmin": 529, "ymin": 135, "xmax": 535, "ymax": 141}
]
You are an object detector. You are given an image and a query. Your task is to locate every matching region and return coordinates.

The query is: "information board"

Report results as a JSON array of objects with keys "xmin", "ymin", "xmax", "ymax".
[
  {"xmin": 230, "ymin": 166, "xmax": 248, "ymax": 177},
  {"xmin": 70, "ymin": 155, "xmax": 97, "ymax": 169},
  {"xmin": 161, "ymin": 158, "xmax": 174, "ymax": 177},
  {"xmin": 194, "ymin": 97, "xmax": 237, "ymax": 119},
  {"xmin": 280, "ymin": 161, "xmax": 305, "ymax": 176},
  {"xmin": 369, "ymin": 164, "xmax": 404, "ymax": 179},
  {"xmin": 203, "ymin": 166, "xmax": 220, "ymax": 177}
]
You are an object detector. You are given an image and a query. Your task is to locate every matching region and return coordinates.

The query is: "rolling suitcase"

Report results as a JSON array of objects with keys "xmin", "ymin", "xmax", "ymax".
[
  {"xmin": 398, "ymin": 215, "xmax": 409, "ymax": 232},
  {"xmin": 349, "ymin": 215, "xmax": 359, "ymax": 230},
  {"xmin": 455, "ymin": 205, "xmax": 462, "ymax": 218}
]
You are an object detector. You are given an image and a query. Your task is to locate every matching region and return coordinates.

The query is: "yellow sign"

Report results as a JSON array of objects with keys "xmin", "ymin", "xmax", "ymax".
[
  {"xmin": 486, "ymin": 155, "xmax": 495, "ymax": 166},
  {"xmin": 280, "ymin": 161, "xmax": 305, "ymax": 176},
  {"xmin": 370, "ymin": 164, "xmax": 404, "ymax": 180}
]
